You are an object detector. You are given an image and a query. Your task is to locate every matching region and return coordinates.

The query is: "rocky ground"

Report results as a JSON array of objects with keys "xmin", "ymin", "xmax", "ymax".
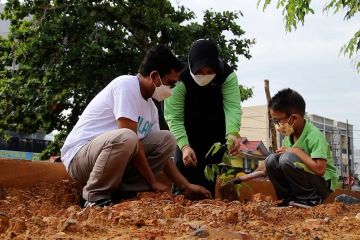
[{"xmin": 1, "ymin": 180, "xmax": 360, "ymax": 240}]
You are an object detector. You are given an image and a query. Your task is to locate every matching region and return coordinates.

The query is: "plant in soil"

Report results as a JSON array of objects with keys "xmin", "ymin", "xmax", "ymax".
[{"xmin": 204, "ymin": 132, "xmax": 245, "ymax": 198}]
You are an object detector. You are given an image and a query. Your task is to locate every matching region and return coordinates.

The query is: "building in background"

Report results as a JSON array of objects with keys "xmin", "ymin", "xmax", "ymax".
[
  {"xmin": 306, "ymin": 114, "xmax": 354, "ymax": 179},
  {"xmin": 240, "ymin": 105, "xmax": 273, "ymax": 149},
  {"xmin": 238, "ymin": 137, "xmax": 269, "ymax": 173},
  {"xmin": 241, "ymin": 105, "xmax": 354, "ymax": 178},
  {"xmin": 0, "ymin": 4, "xmax": 10, "ymax": 37},
  {"xmin": 354, "ymin": 149, "xmax": 360, "ymax": 176},
  {"xmin": 0, "ymin": 132, "xmax": 53, "ymax": 160}
]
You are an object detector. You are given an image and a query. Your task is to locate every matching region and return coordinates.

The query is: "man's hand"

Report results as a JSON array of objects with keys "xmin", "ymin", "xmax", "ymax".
[
  {"xmin": 182, "ymin": 145, "xmax": 197, "ymax": 167},
  {"xmin": 150, "ymin": 181, "xmax": 169, "ymax": 192},
  {"xmin": 185, "ymin": 184, "xmax": 212, "ymax": 199}
]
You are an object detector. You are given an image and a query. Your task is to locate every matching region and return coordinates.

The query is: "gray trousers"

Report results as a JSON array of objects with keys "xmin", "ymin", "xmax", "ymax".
[
  {"xmin": 68, "ymin": 129, "xmax": 176, "ymax": 201},
  {"xmin": 265, "ymin": 152, "xmax": 331, "ymax": 201}
]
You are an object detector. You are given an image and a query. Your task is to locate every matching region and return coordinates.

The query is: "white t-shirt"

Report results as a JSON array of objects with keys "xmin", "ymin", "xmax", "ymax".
[{"xmin": 61, "ymin": 75, "xmax": 160, "ymax": 171}]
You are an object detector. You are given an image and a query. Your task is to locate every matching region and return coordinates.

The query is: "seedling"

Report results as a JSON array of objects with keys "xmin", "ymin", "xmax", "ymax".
[{"xmin": 204, "ymin": 132, "xmax": 244, "ymax": 197}]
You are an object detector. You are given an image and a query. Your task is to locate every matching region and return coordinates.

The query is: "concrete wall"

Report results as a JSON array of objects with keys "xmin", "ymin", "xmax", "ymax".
[
  {"xmin": 240, "ymin": 105, "xmax": 271, "ymax": 149},
  {"xmin": 0, "ymin": 4, "xmax": 10, "ymax": 37}
]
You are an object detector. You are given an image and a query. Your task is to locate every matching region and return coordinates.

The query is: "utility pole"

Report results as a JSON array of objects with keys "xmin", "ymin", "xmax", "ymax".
[
  {"xmin": 264, "ymin": 80, "xmax": 277, "ymax": 152},
  {"xmin": 347, "ymin": 120, "xmax": 351, "ymax": 190}
]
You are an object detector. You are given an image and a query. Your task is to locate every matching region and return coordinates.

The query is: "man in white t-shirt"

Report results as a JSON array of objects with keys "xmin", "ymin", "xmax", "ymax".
[{"xmin": 61, "ymin": 45, "xmax": 211, "ymax": 207}]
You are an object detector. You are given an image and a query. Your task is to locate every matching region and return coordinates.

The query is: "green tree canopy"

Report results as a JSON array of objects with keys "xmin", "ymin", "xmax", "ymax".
[
  {"xmin": 258, "ymin": 0, "xmax": 360, "ymax": 72},
  {"xmin": 0, "ymin": 0, "xmax": 255, "ymax": 157}
]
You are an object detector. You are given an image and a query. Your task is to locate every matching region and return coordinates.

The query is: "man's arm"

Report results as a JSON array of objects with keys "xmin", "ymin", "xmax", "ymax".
[
  {"xmin": 117, "ymin": 117, "xmax": 168, "ymax": 191},
  {"xmin": 163, "ymin": 158, "xmax": 211, "ymax": 198},
  {"xmin": 278, "ymin": 147, "xmax": 327, "ymax": 176}
]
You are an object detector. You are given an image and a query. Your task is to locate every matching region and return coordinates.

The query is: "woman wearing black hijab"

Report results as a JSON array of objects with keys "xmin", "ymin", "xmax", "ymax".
[{"xmin": 164, "ymin": 39, "xmax": 243, "ymax": 196}]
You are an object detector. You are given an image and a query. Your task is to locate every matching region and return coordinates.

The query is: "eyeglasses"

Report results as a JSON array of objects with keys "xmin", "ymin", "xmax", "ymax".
[
  {"xmin": 164, "ymin": 77, "xmax": 178, "ymax": 89},
  {"xmin": 272, "ymin": 116, "xmax": 290, "ymax": 126},
  {"xmin": 157, "ymin": 72, "xmax": 179, "ymax": 89},
  {"xmin": 169, "ymin": 81, "xmax": 178, "ymax": 89}
]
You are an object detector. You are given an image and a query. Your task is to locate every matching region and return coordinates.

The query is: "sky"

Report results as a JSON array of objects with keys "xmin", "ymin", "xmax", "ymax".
[{"xmin": 171, "ymin": 0, "xmax": 360, "ymax": 149}]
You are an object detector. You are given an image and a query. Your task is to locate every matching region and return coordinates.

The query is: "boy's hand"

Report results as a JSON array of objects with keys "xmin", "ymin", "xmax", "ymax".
[
  {"xmin": 276, "ymin": 147, "xmax": 304, "ymax": 155},
  {"xmin": 275, "ymin": 147, "xmax": 290, "ymax": 154}
]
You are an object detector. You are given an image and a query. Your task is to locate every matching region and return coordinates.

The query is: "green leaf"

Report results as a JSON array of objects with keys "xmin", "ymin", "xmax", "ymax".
[
  {"xmin": 234, "ymin": 184, "xmax": 241, "ymax": 197},
  {"xmin": 205, "ymin": 142, "xmax": 222, "ymax": 158},
  {"xmin": 222, "ymin": 153, "xmax": 231, "ymax": 166},
  {"xmin": 212, "ymin": 164, "xmax": 220, "ymax": 175},
  {"xmin": 230, "ymin": 158, "xmax": 243, "ymax": 168},
  {"xmin": 228, "ymin": 169, "xmax": 236, "ymax": 175},
  {"xmin": 204, "ymin": 165, "xmax": 215, "ymax": 182}
]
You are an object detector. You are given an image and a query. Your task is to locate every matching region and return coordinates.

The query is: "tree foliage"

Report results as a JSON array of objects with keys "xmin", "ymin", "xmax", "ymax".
[
  {"xmin": 0, "ymin": 0, "xmax": 255, "ymax": 157},
  {"xmin": 258, "ymin": 0, "xmax": 360, "ymax": 72}
]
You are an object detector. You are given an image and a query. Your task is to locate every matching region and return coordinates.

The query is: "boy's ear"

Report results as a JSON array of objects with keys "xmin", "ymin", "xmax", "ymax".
[{"xmin": 290, "ymin": 113, "xmax": 300, "ymax": 122}]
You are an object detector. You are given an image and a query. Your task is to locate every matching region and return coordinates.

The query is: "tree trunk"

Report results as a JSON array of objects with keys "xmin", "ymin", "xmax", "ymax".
[{"xmin": 264, "ymin": 80, "xmax": 277, "ymax": 152}]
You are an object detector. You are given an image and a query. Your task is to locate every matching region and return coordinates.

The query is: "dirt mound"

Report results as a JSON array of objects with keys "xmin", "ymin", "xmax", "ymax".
[{"xmin": 1, "ymin": 181, "xmax": 360, "ymax": 239}]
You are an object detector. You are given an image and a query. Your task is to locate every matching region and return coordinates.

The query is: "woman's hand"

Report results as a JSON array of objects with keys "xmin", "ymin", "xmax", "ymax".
[
  {"xmin": 182, "ymin": 145, "xmax": 197, "ymax": 167},
  {"xmin": 228, "ymin": 134, "xmax": 243, "ymax": 156}
]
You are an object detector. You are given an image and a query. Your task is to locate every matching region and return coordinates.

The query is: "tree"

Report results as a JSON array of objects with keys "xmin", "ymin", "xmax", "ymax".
[
  {"xmin": 258, "ymin": 0, "xmax": 360, "ymax": 72},
  {"xmin": 0, "ymin": 0, "xmax": 255, "ymax": 158}
]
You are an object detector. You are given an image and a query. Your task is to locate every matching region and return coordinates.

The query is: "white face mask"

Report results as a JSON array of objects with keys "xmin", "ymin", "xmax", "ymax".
[
  {"xmin": 189, "ymin": 69, "xmax": 216, "ymax": 86},
  {"xmin": 152, "ymin": 76, "xmax": 172, "ymax": 101}
]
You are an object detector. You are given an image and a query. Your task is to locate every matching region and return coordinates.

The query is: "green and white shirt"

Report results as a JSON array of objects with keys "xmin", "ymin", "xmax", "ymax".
[{"xmin": 284, "ymin": 120, "xmax": 339, "ymax": 191}]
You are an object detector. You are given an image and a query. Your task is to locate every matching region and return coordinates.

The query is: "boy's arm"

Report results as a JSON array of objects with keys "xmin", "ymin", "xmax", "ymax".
[{"xmin": 278, "ymin": 147, "xmax": 327, "ymax": 176}]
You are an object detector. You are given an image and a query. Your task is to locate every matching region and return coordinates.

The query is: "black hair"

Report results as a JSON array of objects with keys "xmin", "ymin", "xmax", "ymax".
[
  {"xmin": 268, "ymin": 88, "xmax": 306, "ymax": 116},
  {"xmin": 188, "ymin": 39, "xmax": 220, "ymax": 74},
  {"xmin": 138, "ymin": 45, "xmax": 184, "ymax": 77}
]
